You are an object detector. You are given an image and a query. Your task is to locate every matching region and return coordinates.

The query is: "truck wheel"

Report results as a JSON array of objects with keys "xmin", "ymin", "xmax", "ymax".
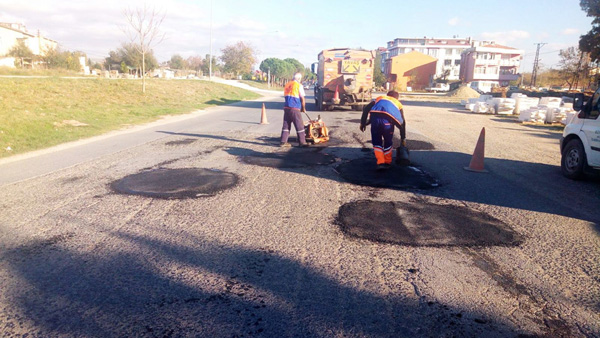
[{"xmin": 561, "ymin": 139, "xmax": 586, "ymax": 180}]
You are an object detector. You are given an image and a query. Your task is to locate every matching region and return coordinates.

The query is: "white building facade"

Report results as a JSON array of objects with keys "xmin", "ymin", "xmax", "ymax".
[{"xmin": 0, "ymin": 23, "xmax": 57, "ymax": 67}]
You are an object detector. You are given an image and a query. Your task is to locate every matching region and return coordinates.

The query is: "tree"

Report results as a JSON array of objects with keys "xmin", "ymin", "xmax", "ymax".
[
  {"xmin": 7, "ymin": 39, "xmax": 34, "ymax": 68},
  {"xmin": 558, "ymin": 47, "xmax": 591, "ymax": 90},
  {"xmin": 169, "ymin": 54, "xmax": 186, "ymax": 69},
  {"xmin": 220, "ymin": 41, "xmax": 257, "ymax": 78},
  {"xmin": 259, "ymin": 57, "xmax": 294, "ymax": 80},
  {"xmin": 123, "ymin": 5, "xmax": 166, "ymax": 93},
  {"xmin": 373, "ymin": 50, "xmax": 386, "ymax": 88},
  {"xmin": 283, "ymin": 58, "xmax": 304, "ymax": 74},
  {"xmin": 303, "ymin": 67, "xmax": 316, "ymax": 82},
  {"xmin": 201, "ymin": 54, "xmax": 220, "ymax": 75},
  {"xmin": 580, "ymin": 0, "xmax": 600, "ymax": 63},
  {"xmin": 105, "ymin": 43, "xmax": 158, "ymax": 74},
  {"xmin": 187, "ymin": 55, "xmax": 203, "ymax": 73}
]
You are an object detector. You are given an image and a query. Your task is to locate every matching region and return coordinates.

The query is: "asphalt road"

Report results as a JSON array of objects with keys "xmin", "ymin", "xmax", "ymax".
[{"xmin": 0, "ymin": 84, "xmax": 599, "ymax": 337}]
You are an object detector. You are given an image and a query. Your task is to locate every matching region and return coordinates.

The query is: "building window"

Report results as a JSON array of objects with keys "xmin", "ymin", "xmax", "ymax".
[
  {"xmin": 454, "ymin": 59, "xmax": 461, "ymax": 66},
  {"xmin": 444, "ymin": 59, "xmax": 452, "ymax": 66}
]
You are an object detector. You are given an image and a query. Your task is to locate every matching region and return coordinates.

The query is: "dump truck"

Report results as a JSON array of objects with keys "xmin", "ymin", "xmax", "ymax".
[{"xmin": 312, "ymin": 48, "xmax": 376, "ymax": 111}]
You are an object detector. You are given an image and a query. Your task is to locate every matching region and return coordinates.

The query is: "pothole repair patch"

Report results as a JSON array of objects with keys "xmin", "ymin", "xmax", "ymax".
[
  {"xmin": 242, "ymin": 149, "xmax": 336, "ymax": 168},
  {"xmin": 338, "ymin": 199, "xmax": 522, "ymax": 247},
  {"xmin": 336, "ymin": 157, "xmax": 438, "ymax": 190},
  {"xmin": 111, "ymin": 168, "xmax": 238, "ymax": 199}
]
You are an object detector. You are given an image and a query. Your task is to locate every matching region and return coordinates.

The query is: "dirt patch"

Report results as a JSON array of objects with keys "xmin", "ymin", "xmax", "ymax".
[
  {"xmin": 111, "ymin": 168, "xmax": 238, "ymax": 199},
  {"xmin": 338, "ymin": 199, "xmax": 522, "ymax": 247},
  {"xmin": 446, "ymin": 86, "xmax": 480, "ymax": 99}
]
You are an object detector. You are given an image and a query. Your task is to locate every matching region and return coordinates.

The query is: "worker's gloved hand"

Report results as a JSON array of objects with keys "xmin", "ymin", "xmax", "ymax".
[
  {"xmin": 359, "ymin": 124, "xmax": 366, "ymax": 132},
  {"xmin": 401, "ymin": 138, "xmax": 407, "ymax": 147}
]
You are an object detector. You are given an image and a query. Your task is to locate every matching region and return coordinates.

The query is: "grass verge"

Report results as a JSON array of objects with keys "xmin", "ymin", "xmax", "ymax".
[
  {"xmin": 0, "ymin": 77, "xmax": 260, "ymax": 158},
  {"xmin": 239, "ymin": 80, "xmax": 283, "ymax": 90}
]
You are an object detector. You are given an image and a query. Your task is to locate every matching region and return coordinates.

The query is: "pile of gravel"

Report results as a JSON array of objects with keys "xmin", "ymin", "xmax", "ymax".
[{"xmin": 446, "ymin": 85, "xmax": 480, "ymax": 99}]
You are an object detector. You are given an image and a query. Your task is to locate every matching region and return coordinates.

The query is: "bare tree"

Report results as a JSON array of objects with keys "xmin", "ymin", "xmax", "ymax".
[{"xmin": 123, "ymin": 5, "xmax": 166, "ymax": 93}]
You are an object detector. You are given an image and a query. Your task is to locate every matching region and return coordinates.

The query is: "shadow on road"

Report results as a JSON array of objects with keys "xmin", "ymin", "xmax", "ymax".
[
  {"xmin": 221, "ymin": 142, "xmax": 600, "ymax": 226},
  {"xmin": 3, "ymin": 232, "xmax": 530, "ymax": 336}
]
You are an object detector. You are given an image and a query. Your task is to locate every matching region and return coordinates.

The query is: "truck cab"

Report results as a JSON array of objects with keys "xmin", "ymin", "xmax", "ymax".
[{"xmin": 560, "ymin": 88, "xmax": 600, "ymax": 179}]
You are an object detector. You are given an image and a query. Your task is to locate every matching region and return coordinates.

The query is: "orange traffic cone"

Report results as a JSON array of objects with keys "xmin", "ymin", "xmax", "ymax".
[
  {"xmin": 260, "ymin": 103, "xmax": 269, "ymax": 124},
  {"xmin": 334, "ymin": 85, "xmax": 340, "ymax": 101},
  {"xmin": 464, "ymin": 127, "xmax": 487, "ymax": 173}
]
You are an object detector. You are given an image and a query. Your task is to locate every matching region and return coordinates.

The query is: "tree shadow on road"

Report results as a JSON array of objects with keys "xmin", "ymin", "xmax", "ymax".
[{"xmin": 2, "ymin": 231, "xmax": 531, "ymax": 337}]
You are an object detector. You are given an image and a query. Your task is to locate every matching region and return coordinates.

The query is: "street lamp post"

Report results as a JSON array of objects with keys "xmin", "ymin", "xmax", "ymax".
[{"xmin": 209, "ymin": 0, "xmax": 212, "ymax": 81}]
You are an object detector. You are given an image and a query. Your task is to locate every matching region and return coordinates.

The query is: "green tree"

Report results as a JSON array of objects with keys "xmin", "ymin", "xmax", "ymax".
[
  {"xmin": 580, "ymin": 0, "xmax": 600, "ymax": 62},
  {"xmin": 259, "ymin": 57, "xmax": 294, "ymax": 80},
  {"xmin": 220, "ymin": 41, "xmax": 257, "ymax": 77},
  {"xmin": 105, "ymin": 43, "xmax": 157, "ymax": 74},
  {"xmin": 200, "ymin": 54, "xmax": 220, "ymax": 75},
  {"xmin": 303, "ymin": 67, "xmax": 316, "ymax": 82},
  {"xmin": 283, "ymin": 58, "xmax": 304, "ymax": 74},
  {"xmin": 169, "ymin": 54, "xmax": 186, "ymax": 69},
  {"xmin": 373, "ymin": 50, "xmax": 386, "ymax": 87},
  {"xmin": 7, "ymin": 39, "xmax": 34, "ymax": 68}
]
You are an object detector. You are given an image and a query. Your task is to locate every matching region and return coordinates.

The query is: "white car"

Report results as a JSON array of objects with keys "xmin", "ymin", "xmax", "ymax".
[{"xmin": 560, "ymin": 88, "xmax": 600, "ymax": 179}]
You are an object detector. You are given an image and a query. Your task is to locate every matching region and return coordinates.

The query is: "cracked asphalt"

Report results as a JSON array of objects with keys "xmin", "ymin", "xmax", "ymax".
[{"xmin": 0, "ymin": 87, "xmax": 599, "ymax": 337}]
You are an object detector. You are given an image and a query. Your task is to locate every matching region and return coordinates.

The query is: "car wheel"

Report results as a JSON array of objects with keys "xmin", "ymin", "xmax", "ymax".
[{"xmin": 561, "ymin": 139, "xmax": 586, "ymax": 179}]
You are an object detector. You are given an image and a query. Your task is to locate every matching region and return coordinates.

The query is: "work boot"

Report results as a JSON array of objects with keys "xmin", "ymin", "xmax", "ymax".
[
  {"xmin": 377, "ymin": 163, "xmax": 388, "ymax": 171},
  {"xmin": 300, "ymin": 143, "xmax": 310, "ymax": 148},
  {"xmin": 280, "ymin": 142, "xmax": 291, "ymax": 148}
]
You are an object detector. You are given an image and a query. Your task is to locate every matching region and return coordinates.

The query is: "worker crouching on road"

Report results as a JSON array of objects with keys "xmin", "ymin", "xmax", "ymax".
[
  {"xmin": 359, "ymin": 91, "xmax": 405, "ymax": 170},
  {"xmin": 280, "ymin": 72, "xmax": 308, "ymax": 147}
]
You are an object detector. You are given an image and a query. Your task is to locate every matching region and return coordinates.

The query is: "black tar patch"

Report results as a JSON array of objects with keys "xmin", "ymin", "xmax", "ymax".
[
  {"xmin": 111, "ymin": 168, "xmax": 238, "ymax": 199},
  {"xmin": 241, "ymin": 149, "xmax": 336, "ymax": 168},
  {"xmin": 338, "ymin": 199, "xmax": 522, "ymax": 247},
  {"xmin": 336, "ymin": 157, "xmax": 438, "ymax": 190}
]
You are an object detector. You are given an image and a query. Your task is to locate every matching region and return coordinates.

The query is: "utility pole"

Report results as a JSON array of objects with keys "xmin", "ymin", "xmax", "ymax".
[
  {"xmin": 531, "ymin": 42, "xmax": 546, "ymax": 88},
  {"xmin": 209, "ymin": 0, "xmax": 212, "ymax": 81}
]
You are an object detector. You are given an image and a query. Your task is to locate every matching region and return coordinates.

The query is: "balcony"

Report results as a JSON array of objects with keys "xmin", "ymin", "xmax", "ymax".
[{"xmin": 499, "ymin": 73, "xmax": 519, "ymax": 81}]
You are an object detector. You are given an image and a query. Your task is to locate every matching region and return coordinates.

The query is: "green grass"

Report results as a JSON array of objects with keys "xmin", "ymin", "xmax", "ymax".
[
  {"xmin": 239, "ymin": 80, "xmax": 283, "ymax": 90},
  {"xmin": 0, "ymin": 77, "xmax": 260, "ymax": 158},
  {"xmin": 0, "ymin": 66, "xmax": 83, "ymax": 77}
]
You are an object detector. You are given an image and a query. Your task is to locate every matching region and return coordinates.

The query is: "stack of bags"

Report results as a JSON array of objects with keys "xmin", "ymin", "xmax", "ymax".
[
  {"xmin": 485, "ymin": 97, "xmax": 516, "ymax": 114},
  {"xmin": 512, "ymin": 93, "xmax": 540, "ymax": 116},
  {"xmin": 519, "ymin": 107, "xmax": 547, "ymax": 123},
  {"xmin": 464, "ymin": 95, "xmax": 494, "ymax": 113}
]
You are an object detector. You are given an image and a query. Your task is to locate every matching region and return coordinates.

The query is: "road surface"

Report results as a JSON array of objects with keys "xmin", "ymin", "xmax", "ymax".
[{"xmin": 0, "ymin": 85, "xmax": 598, "ymax": 337}]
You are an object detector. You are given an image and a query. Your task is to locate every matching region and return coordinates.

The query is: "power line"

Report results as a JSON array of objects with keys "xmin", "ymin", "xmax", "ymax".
[{"xmin": 531, "ymin": 42, "xmax": 546, "ymax": 87}]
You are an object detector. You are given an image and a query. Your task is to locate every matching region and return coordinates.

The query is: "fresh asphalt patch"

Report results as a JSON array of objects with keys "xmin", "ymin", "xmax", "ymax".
[
  {"xmin": 111, "ymin": 168, "xmax": 238, "ymax": 199},
  {"xmin": 337, "ymin": 199, "xmax": 522, "ymax": 247},
  {"xmin": 241, "ymin": 148, "xmax": 337, "ymax": 168},
  {"xmin": 165, "ymin": 138, "xmax": 197, "ymax": 146},
  {"xmin": 257, "ymin": 136, "xmax": 346, "ymax": 148},
  {"xmin": 336, "ymin": 157, "xmax": 439, "ymax": 190}
]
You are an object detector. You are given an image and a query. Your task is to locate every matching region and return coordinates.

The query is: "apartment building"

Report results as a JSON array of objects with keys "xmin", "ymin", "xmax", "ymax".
[
  {"xmin": 459, "ymin": 42, "xmax": 523, "ymax": 87},
  {"xmin": 384, "ymin": 37, "xmax": 472, "ymax": 82}
]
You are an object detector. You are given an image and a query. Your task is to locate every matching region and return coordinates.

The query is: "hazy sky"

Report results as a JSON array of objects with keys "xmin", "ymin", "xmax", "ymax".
[{"xmin": 0, "ymin": 0, "xmax": 593, "ymax": 72}]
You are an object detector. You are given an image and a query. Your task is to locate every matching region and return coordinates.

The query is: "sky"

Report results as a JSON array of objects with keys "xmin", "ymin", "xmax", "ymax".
[{"xmin": 0, "ymin": 0, "xmax": 594, "ymax": 73}]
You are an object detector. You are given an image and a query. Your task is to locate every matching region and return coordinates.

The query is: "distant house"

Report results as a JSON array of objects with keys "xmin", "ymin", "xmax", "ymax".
[
  {"xmin": 459, "ymin": 42, "xmax": 523, "ymax": 87},
  {"xmin": 0, "ymin": 22, "xmax": 57, "ymax": 67},
  {"xmin": 384, "ymin": 51, "xmax": 437, "ymax": 91}
]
